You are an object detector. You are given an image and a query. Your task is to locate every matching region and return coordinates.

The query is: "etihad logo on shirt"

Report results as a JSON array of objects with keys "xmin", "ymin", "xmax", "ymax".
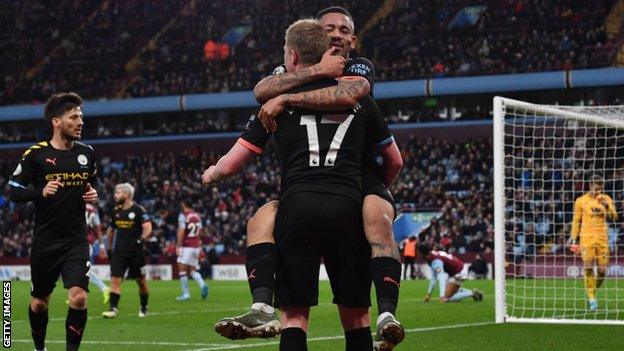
[
  {"xmin": 45, "ymin": 172, "xmax": 90, "ymax": 186},
  {"xmin": 115, "ymin": 220, "xmax": 136, "ymax": 229}
]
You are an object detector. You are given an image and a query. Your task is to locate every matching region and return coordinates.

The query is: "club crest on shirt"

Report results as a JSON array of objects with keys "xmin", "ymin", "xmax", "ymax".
[
  {"xmin": 128, "ymin": 212, "xmax": 136, "ymax": 219},
  {"xmin": 77, "ymin": 154, "xmax": 88, "ymax": 166},
  {"xmin": 13, "ymin": 163, "xmax": 22, "ymax": 176}
]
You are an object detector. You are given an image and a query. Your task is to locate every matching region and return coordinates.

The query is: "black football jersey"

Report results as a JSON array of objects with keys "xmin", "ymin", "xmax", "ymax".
[
  {"xmin": 240, "ymin": 80, "xmax": 390, "ymax": 203},
  {"xmin": 111, "ymin": 203, "xmax": 150, "ymax": 253},
  {"xmin": 9, "ymin": 141, "xmax": 97, "ymax": 242}
]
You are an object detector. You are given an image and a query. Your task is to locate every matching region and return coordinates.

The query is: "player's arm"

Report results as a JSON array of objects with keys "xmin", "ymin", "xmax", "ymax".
[
  {"xmin": 9, "ymin": 148, "xmax": 56, "ymax": 202},
  {"xmin": 140, "ymin": 209, "xmax": 152, "ymax": 240},
  {"xmin": 176, "ymin": 214, "xmax": 185, "ymax": 252},
  {"xmin": 379, "ymin": 140, "xmax": 403, "ymax": 187},
  {"xmin": 570, "ymin": 198, "xmax": 582, "ymax": 253},
  {"xmin": 203, "ymin": 111, "xmax": 270, "ymax": 185},
  {"xmin": 282, "ymin": 76, "xmax": 369, "ymax": 111},
  {"xmin": 253, "ymin": 48, "xmax": 346, "ymax": 103},
  {"xmin": 603, "ymin": 195, "xmax": 618, "ymax": 221},
  {"xmin": 93, "ymin": 211, "xmax": 106, "ymax": 258}
]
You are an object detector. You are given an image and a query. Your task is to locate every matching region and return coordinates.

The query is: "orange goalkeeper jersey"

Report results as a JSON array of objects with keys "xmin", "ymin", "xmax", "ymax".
[{"xmin": 571, "ymin": 193, "xmax": 617, "ymax": 244}]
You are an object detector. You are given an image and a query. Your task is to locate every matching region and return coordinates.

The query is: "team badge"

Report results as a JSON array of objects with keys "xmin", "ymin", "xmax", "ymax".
[
  {"xmin": 77, "ymin": 154, "xmax": 88, "ymax": 165},
  {"xmin": 12, "ymin": 164, "xmax": 22, "ymax": 176},
  {"xmin": 128, "ymin": 212, "xmax": 136, "ymax": 219}
]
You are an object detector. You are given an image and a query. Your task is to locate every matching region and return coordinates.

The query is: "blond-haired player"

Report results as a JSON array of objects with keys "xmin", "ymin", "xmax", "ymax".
[{"xmin": 570, "ymin": 175, "xmax": 618, "ymax": 310}]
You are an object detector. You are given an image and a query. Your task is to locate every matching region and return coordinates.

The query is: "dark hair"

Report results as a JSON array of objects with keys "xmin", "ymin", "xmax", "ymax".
[
  {"xmin": 417, "ymin": 243, "xmax": 431, "ymax": 257},
  {"xmin": 590, "ymin": 174, "xmax": 604, "ymax": 186},
  {"xmin": 44, "ymin": 92, "xmax": 83, "ymax": 125},
  {"xmin": 316, "ymin": 6, "xmax": 354, "ymax": 23},
  {"xmin": 180, "ymin": 199, "xmax": 192, "ymax": 209}
]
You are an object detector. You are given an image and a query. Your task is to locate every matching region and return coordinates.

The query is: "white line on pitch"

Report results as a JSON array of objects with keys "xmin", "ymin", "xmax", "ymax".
[
  {"xmin": 11, "ymin": 339, "xmax": 226, "ymax": 347},
  {"xmin": 177, "ymin": 322, "xmax": 496, "ymax": 351}
]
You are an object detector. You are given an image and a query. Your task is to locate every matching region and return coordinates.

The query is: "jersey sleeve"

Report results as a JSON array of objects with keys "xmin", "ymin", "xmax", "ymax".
[
  {"xmin": 9, "ymin": 147, "xmax": 37, "ymax": 189},
  {"xmin": 138, "ymin": 206, "xmax": 151, "ymax": 224},
  {"xmin": 110, "ymin": 211, "xmax": 118, "ymax": 230},
  {"xmin": 238, "ymin": 110, "xmax": 271, "ymax": 154},
  {"xmin": 178, "ymin": 213, "xmax": 186, "ymax": 229},
  {"xmin": 361, "ymin": 97, "xmax": 393, "ymax": 147},
  {"xmin": 344, "ymin": 57, "xmax": 375, "ymax": 90}
]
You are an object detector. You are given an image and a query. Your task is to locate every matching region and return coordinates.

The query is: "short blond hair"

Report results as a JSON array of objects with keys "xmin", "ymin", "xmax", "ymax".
[
  {"xmin": 115, "ymin": 182, "xmax": 135, "ymax": 198},
  {"xmin": 285, "ymin": 19, "xmax": 330, "ymax": 65}
]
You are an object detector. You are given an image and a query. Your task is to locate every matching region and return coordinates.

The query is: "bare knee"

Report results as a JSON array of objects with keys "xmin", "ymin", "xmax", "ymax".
[
  {"xmin": 247, "ymin": 201, "xmax": 278, "ymax": 246},
  {"xmin": 280, "ymin": 307, "xmax": 310, "ymax": 332},
  {"xmin": 30, "ymin": 297, "xmax": 50, "ymax": 313},
  {"xmin": 363, "ymin": 195, "xmax": 398, "ymax": 259},
  {"xmin": 68, "ymin": 288, "xmax": 88, "ymax": 309},
  {"xmin": 338, "ymin": 305, "xmax": 370, "ymax": 331}
]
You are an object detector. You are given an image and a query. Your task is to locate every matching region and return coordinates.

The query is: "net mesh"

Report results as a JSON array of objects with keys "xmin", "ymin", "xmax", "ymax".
[{"xmin": 502, "ymin": 101, "xmax": 624, "ymax": 322}]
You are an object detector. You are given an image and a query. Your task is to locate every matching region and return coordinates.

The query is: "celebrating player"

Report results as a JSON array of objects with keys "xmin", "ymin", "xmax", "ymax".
[
  {"xmin": 9, "ymin": 92, "xmax": 97, "ymax": 351},
  {"xmin": 203, "ymin": 19, "xmax": 402, "ymax": 351},
  {"xmin": 176, "ymin": 200, "xmax": 209, "ymax": 301},
  {"xmin": 85, "ymin": 203, "xmax": 111, "ymax": 303},
  {"xmin": 102, "ymin": 183, "xmax": 152, "ymax": 318},
  {"xmin": 418, "ymin": 244, "xmax": 483, "ymax": 303},
  {"xmin": 570, "ymin": 175, "xmax": 618, "ymax": 310},
  {"xmin": 216, "ymin": 6, "xmax": 405, "ymax": 350}
]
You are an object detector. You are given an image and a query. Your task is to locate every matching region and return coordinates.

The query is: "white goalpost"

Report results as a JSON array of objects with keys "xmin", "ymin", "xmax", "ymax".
[{"xmin": 494, "ymin": 96, "xmax": 624, "ymax": 325}]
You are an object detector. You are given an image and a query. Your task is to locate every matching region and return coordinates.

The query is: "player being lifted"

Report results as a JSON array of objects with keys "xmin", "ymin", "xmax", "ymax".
[
  {"xmin": 570, "ymin": 175, "xmax": 618, "ymax": 310},
  {"xmin": 215, "ymin": 6, "xmax": 405, "ymax": 350},
  {"xmin": 102, "ymin": 183, "xmax": 153, "ymax": 318},
  {"xmin": 9, "ymin": 92, "xmax": 98, "ymax": 351},
  {"xmin": 203, "ymin": 19, "xmax": 402, "ymax": 351},
  {"xmin": 417, "ymin": 244, "xmax": 483, "ymax": 303},
  {"xmin": 176, "ymin": 200, "xmax": 209, "ymax": 301},
  {"xmin": 85, "ymin": 203, "xmax": 111, "ymax": 304}
]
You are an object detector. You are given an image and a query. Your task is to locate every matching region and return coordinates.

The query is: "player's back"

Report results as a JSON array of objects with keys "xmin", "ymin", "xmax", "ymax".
[
  {"xmin": 180, "ymin": 211, "xmax": 202, "ymax": 248},
  {"xmin": 273, "ymin": 79, "xmax": 371, "ymax": 203},
  {"xmin": 428, "ymin": 250, "xmax": 464, "ymax": 276}
]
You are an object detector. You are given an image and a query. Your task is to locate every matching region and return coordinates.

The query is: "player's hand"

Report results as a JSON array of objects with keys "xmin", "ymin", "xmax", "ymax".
[
  {"xmin": 316, "ymin": 47, "xmax": 345, "ymax": 78},
  {"xmin": 258, "ymin": 95, "xmax": 285, "ymax": 133},
  {"xmin": 42, "ymin": 176, "xmax": 63, "ymax": 198},
  {"xmin": 570, "ymin": 244, "xmax": 580, "ymax": 255},
  {"xmin": 423, "ymin": 293, "xmax": 431, "ymax": 303},
  {"xmin": 202, "ymin": 165, "xmax": 217, "ymax": 186},
  {"xmin": 83, "ymin": 183, "xmax": 98, "ymax": 204},
  {"xmin": 597, "ymin": 195, "xmax": 609, "ymax": 208}
]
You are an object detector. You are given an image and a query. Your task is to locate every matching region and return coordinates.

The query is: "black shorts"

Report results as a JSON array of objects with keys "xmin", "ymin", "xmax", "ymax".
[
  {"xmin": 110, "ymin": 250, "xmax": 146, "ymax": 279},
  {"xmin": 362, "ymin": 172, "xmax": 396, "ymax": 217},
  {"xmin": 30, "ymin": 240, "xmax": 90, "ymax": 298},
  {"xmin": 274, "ymin": 192, "xmax": 371, "ymax": 308}
]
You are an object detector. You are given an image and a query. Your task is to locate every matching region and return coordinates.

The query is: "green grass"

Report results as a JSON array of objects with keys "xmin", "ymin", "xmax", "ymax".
[{"xmin": 6, "ymin": 279, "xmax": 624, "ymax": 350}]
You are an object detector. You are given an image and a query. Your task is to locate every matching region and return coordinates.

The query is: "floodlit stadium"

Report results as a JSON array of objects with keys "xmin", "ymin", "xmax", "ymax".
[{"xmin": 1, "ymin": 1, "xmax": 624, "ymax": 350}]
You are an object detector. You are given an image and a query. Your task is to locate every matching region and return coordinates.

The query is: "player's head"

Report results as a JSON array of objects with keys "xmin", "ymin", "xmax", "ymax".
[
  {"xmin": 283, "ymin": 19, "xmax": 330, "ymax": 72},
  {"xmin": 180, "ymin": 199, "xmax": 192, "ymax": 213},
  {"xmin": 590, "ymin": 174, "xmax": 604, "ymax": 194},
  {"xmin": 114, "ymin": 183, "xmax": 135, "ymax": 204},
  {"xmin": 417, "ymin": 243, "xmax": 431, "ymax": 258},
  {"xmin": 316, "ymin": 6, "xmax": 356, "ymax": 58},
  {"xmin": 44, "ymin": 92, "xmax": 84, "ymax": 141}
]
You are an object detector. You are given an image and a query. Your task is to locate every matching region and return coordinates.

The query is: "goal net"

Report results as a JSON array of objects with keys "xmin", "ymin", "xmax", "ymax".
[{"xmin": 494, "ymin": 97, "xmax": 624, "ymax": 325}]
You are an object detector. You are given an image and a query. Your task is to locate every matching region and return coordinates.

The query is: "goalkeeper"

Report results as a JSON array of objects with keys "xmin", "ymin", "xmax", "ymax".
[{"xmin": 570, "ymin": 175, "xmax": 618, "ymax": 310}]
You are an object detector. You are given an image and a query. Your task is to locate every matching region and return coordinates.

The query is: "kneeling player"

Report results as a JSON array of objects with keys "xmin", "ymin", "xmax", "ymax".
[
  {"xmin": 102, "ymin": 183, "xmax": 152, "ymax": 318},
  {"xmin": 418, "ymin": 244, "xmax": 483, "ymax": 303}
]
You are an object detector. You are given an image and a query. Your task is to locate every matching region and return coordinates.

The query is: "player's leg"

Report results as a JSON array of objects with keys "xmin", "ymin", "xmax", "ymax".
[
  {"xmin": 596, "ymin": 242, "xmax": 609, "ymax": 290},
  {"xmin": 245, "ymin": 200, "xmax": 279, "ymax": 309},
  {"xmin": 581, "ymin": 245, "xmax": 597, "ymax": 308},
  {"xmin": 214, "ymin": 201, "xmax": 279, "ymax": 338},
  {"xmin": 104, "ymin": 251, "xmax": 126, "ymax": 317},
  {"xmin": 362, "ymin": 184, "xmax": 404, "ymax": 350},
  {"xmin": 29, "ymin": 242, "xmax": 59, "ymax": 351},
  {"xmin": 131, "ymin": 255, "xmax": 149, "ymax": 317},
  {"xmin": 338, "ymin": 306, "xmax": 373, "ymax": 351},
  {"xmin": 177, "ymin": 262, "xmax": 191, "ymax": 300},
  {"xmin": 188, "ymin": 247, "xmax": 208, "ymax": 299},
  {"xmin": 88, "ymin": 243, "xmax": 108, "ymax": 295},
  {"xmin": 280, "ymin": 307, "xmax": 310, "ymax": 351},
  {"xmin": 61, "ymin": 242, "xmax": 90, "ymax": 351}
]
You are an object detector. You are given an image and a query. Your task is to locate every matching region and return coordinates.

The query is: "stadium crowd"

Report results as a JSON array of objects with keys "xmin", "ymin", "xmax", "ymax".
[
  {"xmin": 1, "ymin": 137, "xmax": 496, "ymax": 259},
  {"xmin": 1, "ymin": 0, "xmax": 618, "ymax": 105}
]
